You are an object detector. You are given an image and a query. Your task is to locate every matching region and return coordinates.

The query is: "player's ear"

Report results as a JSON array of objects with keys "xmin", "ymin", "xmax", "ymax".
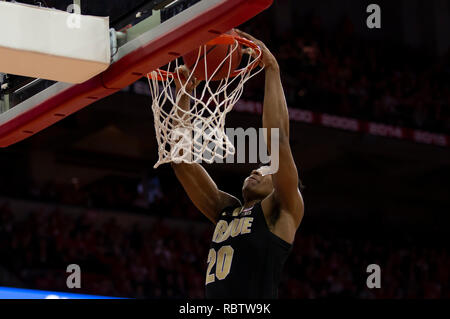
[{"xmin": 298, "ymin": 178, "xmax": 306, "ymax": 192}]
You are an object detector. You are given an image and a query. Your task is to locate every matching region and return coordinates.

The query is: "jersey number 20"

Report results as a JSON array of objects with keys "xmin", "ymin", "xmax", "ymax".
[{"xmin": 206, "ymin": 246, "xmax": 234, "ymax": 285}]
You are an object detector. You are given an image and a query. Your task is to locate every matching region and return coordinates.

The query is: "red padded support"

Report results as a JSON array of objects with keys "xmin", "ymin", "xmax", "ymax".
[{"xmin": 0, "ymin": 0, "xmax": 272, "ymax": 147}]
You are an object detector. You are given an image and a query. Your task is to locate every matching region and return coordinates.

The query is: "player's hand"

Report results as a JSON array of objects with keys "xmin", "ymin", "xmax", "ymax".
[
  {"xmin": 234, "ymin": 29, "xmax": 279, "ymax": 70},
  {"xmin": 174, "ymin": 65, "xmax": 200, "ymax": 93}
]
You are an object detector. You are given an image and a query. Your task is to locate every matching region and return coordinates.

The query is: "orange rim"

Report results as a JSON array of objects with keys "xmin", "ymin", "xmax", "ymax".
[{"xmin": 147, "ymin": 34, "xmax": 262, "ymax": 81}]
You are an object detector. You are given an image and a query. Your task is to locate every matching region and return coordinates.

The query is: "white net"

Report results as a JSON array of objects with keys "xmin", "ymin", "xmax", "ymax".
[{"xmin": 147, "ymin": 35, "xmax": 263, "ymax": 168}]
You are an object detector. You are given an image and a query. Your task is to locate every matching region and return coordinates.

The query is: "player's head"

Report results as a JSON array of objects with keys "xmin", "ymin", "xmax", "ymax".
[{"xmin": 242, "ymin": 166, "xmax": 274, "ymax": 202}]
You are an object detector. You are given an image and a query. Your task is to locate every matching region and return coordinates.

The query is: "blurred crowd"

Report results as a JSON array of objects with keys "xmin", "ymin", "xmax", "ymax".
[
  {"xmin": 0, "ymin": 202, "xmax": 209, "ymax": 298},
  {"xmin": 242, "ymin": 14, "xmax": 450, "ymax": 134},
  {"xmin": 0, "ymin": 201, "xmax": 448, "ymax": 299},
  {"xmin": 0, "ymin": 173, "xmax": 201, "ymax": 220}
]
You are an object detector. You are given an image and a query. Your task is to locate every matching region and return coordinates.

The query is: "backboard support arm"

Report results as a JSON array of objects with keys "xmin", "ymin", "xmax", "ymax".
[{"xmin": 74, "ymin": 0, "xmax": 80, "ymax": 13}]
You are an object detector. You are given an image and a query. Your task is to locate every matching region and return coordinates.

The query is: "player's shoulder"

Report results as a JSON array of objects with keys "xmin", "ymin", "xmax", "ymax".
[{"xmin": 218, "ymin": 192, "xmax": 241, "ymax": 213}]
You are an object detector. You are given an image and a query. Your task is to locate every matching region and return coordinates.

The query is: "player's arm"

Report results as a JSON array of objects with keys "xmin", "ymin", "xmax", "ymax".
[
  {"xmin": 236, "ymin": 30, "xmax": 304, "ymax": 232},
  {"xmin": 172, "ymin": 162, "xmax": 241, "ymax": 224},
  {"xmin": 170, "ymin": 67, "xmax": 241, "ymax": 224}
]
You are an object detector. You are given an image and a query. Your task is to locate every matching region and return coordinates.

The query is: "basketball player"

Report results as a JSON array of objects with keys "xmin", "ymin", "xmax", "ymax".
[{"xmin": 171, "ymin": 29, "xmax": 304, "ymax": 298}]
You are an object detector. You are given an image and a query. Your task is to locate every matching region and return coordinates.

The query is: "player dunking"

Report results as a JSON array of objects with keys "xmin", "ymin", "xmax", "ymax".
[{"xmin": 171, "ymin": 30, "xmax": 304, "ymax": 298}]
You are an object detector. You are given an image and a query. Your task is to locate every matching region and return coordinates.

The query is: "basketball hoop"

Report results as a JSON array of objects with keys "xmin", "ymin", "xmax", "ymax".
[{"xmin": 147, "ymin": 33, "xmax": 263, "ymax": 168}]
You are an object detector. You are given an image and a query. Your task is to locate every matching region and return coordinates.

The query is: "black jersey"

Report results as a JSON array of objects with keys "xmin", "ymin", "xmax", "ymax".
[{"xmin": 205, "ymin": 201, "xmax": 292, "ymax": 299}]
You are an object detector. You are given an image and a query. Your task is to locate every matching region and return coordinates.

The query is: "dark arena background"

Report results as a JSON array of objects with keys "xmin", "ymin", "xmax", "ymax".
[{"xmin": 0, "ymin": 0, "xmax": 449, "ymax": 300}]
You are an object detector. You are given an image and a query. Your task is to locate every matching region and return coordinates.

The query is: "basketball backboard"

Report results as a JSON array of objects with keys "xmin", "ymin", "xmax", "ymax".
[{"xmin": 0, "ymin": 0, "xmax": 273, "ymax": 147}]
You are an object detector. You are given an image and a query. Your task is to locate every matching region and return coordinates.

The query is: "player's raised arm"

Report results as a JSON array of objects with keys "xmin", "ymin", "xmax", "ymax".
[
  {"xmin": 170, "ymin": 66, "xmax": 241, "ymax": 224},
  {"xmin": 236, "ymin": 30, "xmax": 304, "ymax": 236}
]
